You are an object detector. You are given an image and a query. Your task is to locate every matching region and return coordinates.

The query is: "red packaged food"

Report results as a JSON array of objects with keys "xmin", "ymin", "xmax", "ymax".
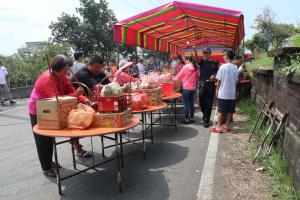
[
  {"xmin": 97, "ymin": 95, "xmax": 127, "ymax": 113},
  {"xmin": 161, "ymin": 82, "xmax": 173, "ymax": 97}
]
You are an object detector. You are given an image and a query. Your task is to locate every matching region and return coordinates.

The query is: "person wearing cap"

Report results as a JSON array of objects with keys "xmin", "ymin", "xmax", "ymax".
[
  {"xmin": 28, "ymin": 55, "xmax": 91, "ymax": 178},
  {"xmin": 71, "ymin": 50, "xmax": 85, "ymax": 76},
  {"xmin": 194, "ymin": 46, "xmax": 219, "ymax": 127},
  {"xmin": 113, "ymin": 60, "xmax": 140, "ymax": 86},
  {"xmin": 71, "ymin": 55, "xmax": 110, "ymax": 94}
]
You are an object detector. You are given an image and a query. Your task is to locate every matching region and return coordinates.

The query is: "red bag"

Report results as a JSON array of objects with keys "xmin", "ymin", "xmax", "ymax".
[
  {"xmin": 161, "ymin": 82, "xmax": 173, "ymax": 97},
  {"xmin": 131, "ymin": 93, "xmax": 147, "ymax": 110}
]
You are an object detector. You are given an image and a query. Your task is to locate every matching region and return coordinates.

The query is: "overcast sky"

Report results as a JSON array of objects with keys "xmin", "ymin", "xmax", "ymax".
[{"xmin": 1, "ymin": 0, "xmax": 299, "ymax": 55}]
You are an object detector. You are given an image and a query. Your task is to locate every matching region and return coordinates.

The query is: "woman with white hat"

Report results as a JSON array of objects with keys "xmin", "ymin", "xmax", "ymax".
[{"xmin": 113, "ymin": 60, "xmax": 140, "ymax": 86}]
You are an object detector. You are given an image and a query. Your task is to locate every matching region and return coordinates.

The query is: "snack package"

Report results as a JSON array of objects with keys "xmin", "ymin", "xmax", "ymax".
[{"xmin": 92, "ymin": 109, "xmax": 132, "ymax": 128}]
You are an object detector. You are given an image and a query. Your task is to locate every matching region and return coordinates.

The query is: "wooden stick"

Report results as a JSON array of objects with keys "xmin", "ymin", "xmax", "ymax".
[{"xmin": 46, "ymin": 55, "xmax": 59, "ymax": 102}]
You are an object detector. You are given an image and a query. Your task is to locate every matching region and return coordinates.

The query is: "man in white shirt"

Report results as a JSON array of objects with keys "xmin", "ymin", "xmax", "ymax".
[
  {"xmin": 170, "ymin": 56, "xmax": 177, "ymax": 69},
  {"xmin": 0, "ymin": 61, "xmax": 16, "ymax": 105},
  {"xmin": 211, "ymin": 50, "xmax": 238, "ymax": 133},
  {"xmin": 71, "ymin": 51, "xmax": 85, "ymax": 76},
  {"xmin": 137, "ymin": 59, "xmax": 145, "ymax": 74}
]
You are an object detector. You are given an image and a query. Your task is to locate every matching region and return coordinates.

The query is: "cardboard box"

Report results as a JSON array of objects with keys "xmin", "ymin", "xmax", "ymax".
[
  {"xmin": 141, "ymin": 88, "xmax": 162, "ymax": 106},
  {"xmin": 92, "ymin": 109, "xmax": 132, "ymax": 128},
  {"xmin": 37, "ymin": 96, "xmax": 78, "ymax": 130}
]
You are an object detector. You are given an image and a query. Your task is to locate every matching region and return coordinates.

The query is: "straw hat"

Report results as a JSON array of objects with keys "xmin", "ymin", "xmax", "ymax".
[{"xmin": 119, "ymin": 60, "xmax": 133, "ymax": 71}]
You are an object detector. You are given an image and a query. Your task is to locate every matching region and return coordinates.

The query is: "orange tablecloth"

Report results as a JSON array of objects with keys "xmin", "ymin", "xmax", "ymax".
[
  {"xmin": 162, "ymin": 92, "xmax": 182, "ymax": 100},
  {"xmin": 33, "ymin": 116, "xmax": 140, "ymax": 138},
  {"xmin": 132, "ymin": 102, "xmax": 167, "ymax": 114}
]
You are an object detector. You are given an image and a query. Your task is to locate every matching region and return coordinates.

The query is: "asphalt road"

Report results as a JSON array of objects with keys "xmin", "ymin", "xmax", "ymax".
[{"xmin": 0, "ymin": 100, "xmax": 212, "ymax": 200}]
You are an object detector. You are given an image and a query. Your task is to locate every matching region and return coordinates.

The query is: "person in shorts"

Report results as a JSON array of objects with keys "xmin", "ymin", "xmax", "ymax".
[{"xmin": 211, "ymin": 50, "xmax": 238, "ymax": 133}]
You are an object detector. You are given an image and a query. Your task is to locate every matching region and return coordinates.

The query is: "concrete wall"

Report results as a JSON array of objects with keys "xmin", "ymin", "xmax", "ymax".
[
  {"xmin": 251, "ymin": 47, "xmax": 300, "ymax": 196},
  {"xmin": 10, "ymin": 86, "xmax": 33, "ymax": 99}
]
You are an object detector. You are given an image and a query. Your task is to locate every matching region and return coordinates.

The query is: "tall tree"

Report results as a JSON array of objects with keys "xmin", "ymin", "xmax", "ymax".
[
  {"xmin": 254, "ymin": 6, "xmax": 295, "ymax": 49},
  {"xmin": 49, "ymin": 0, "xmax": 117, "ymax": 59}
]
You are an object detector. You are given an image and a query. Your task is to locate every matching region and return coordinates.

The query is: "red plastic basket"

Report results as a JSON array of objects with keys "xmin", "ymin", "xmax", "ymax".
[
  {"xmin": 97, "ymin": 95, "xmax": 127, "ymax": 113},
  {"xmin": 161, "ymin": 82, "xmax": 173, "ymax": 97}
]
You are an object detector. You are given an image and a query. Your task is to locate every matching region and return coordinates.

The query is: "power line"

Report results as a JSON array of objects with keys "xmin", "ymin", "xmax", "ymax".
[
  {"xmin": 146, "ymin": 0, "xmax": 158, "ymax": 7},
  {"xmin": 123, "ymin": 0, "xmax": 140, "ymax": 12},
  {"xmin": 154, "ymin": 0, "xmax": 165, "ymax": 5}
]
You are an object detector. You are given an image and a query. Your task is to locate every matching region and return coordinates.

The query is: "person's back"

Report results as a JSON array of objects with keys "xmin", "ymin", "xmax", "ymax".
[
  {"xmin": 72, "ymin": 61, "xmax": 85, "ymax": 75},
  {"xmin": 72, "ymin": 51, "xmax": 85, "ymax": 75},
  {"xmin": 217, "ymin": 63, "xmax": 238, "ymax": 100},
  {"xmin": 176, "ymin": 63, "xmax": 199, "ymax": 90},
  {"xmin": 212, "ymin": 50, "xmax": 239, "ymax": 133},
  {"xmin": 174, "ymin": 56, "xmax": 199, "ymax": 123}
]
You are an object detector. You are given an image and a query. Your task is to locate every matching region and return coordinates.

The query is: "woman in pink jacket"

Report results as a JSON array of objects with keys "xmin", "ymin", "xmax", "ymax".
[{"xmin": 174, "ymin": 56, "xmax": 199, "ymax": 123}]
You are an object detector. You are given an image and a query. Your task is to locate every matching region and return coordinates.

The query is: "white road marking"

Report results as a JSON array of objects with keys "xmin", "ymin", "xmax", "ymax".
[
  {"xmin": 196, "ymin": 108, "xmax": 219, "ymax": 200},
  {"xmin": 0, "ymin": 106, "xmax": 27, "ymax": 114}
]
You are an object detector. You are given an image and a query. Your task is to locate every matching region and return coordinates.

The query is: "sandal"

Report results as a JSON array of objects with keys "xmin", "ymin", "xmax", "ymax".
[
  {"xmin": 43, "ymin": 168, "xmax": 57, "ymax": 177},
  {"xmin": 76, "ymin": 150, "xmax": 92, "ymax": 158},
  {"xmin": 221, "ymin": 126, "xmax": 231, "ymax": 133},
  {"xmin": 51, "ymin": 161, "xmax": 62, "ymax": 169},
  {"xmin": 211, "ymin": 127, "xmax": 222, "ymax": 133}
]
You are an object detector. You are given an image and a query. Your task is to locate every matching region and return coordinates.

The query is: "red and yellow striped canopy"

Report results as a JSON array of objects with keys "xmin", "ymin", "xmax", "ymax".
[{"xmin": 113, "ymin": 1, "xmax": 244, "ymax": 55}]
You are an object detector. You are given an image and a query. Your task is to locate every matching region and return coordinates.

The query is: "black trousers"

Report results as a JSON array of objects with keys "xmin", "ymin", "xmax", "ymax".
[
  {"xmin": 29, "ymin": 114, "xmax": 53, "ymax": 171},
  {"xmin": 199, "ymin": 83, "xmax": 215, "ymax": 123}
]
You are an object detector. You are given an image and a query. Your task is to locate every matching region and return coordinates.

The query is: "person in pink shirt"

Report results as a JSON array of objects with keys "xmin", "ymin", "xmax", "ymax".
[
  {"xmin": 28, "ymin": 55, "xmax": 92, "ymax": 177},
  {"xmin": 113, "ymin": 60, "xmax": 139, "ymax": 86},
  {"xmin": 174, "ymin": 56, "xmax": 199, "ymax": 123}
]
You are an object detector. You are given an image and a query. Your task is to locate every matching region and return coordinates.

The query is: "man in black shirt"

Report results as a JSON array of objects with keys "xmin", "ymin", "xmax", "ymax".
[
  {"xmin": 71, "ymin": 55, "xmax": 110, "ymax": 93},
  {"xmin": 194, "ymin": 47, "xmax": 219, "ymax": 127}
]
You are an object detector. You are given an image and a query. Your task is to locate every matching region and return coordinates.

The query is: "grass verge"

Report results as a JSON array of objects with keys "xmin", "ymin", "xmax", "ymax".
[
  {"xmin": 247, "ymin": 53, "xmax": 274, "ymax": 71},
  {"xmin": 237, "ymin": 98, "xmax": 298, "ymax": 200}
]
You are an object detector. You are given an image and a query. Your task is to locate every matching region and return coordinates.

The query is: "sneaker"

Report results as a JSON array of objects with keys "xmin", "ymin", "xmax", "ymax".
[
  {"xmin": 10, "ymin": 100, "xmax": 16, "ymax": 105},
  {"xmin": 1, "ymin": 102, "xmax": 4, "ymax": 106},
  {"xmin": 43, "ymin": 168, "xmax": 57, "ymax": 177},
  {"xmin": 189, "ymin": 118, "xmax": 195, "ymax": 123}
]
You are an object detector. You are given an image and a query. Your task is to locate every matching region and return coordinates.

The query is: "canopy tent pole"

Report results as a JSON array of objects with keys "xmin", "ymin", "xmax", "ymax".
[
  {"xmin": 242, "ymin": 38, "xmax": 245, "ymax": 60},
  {"xmin": 135, "ymin": 46, "xmax": 138, "ymax": 58},
  {"xmin": 237, "ymin": 26, "xmax": 240, "ymax": 55},
  {"xmin": 116, "ymin": 44, "xmax": 120, "ymax": 66}
]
